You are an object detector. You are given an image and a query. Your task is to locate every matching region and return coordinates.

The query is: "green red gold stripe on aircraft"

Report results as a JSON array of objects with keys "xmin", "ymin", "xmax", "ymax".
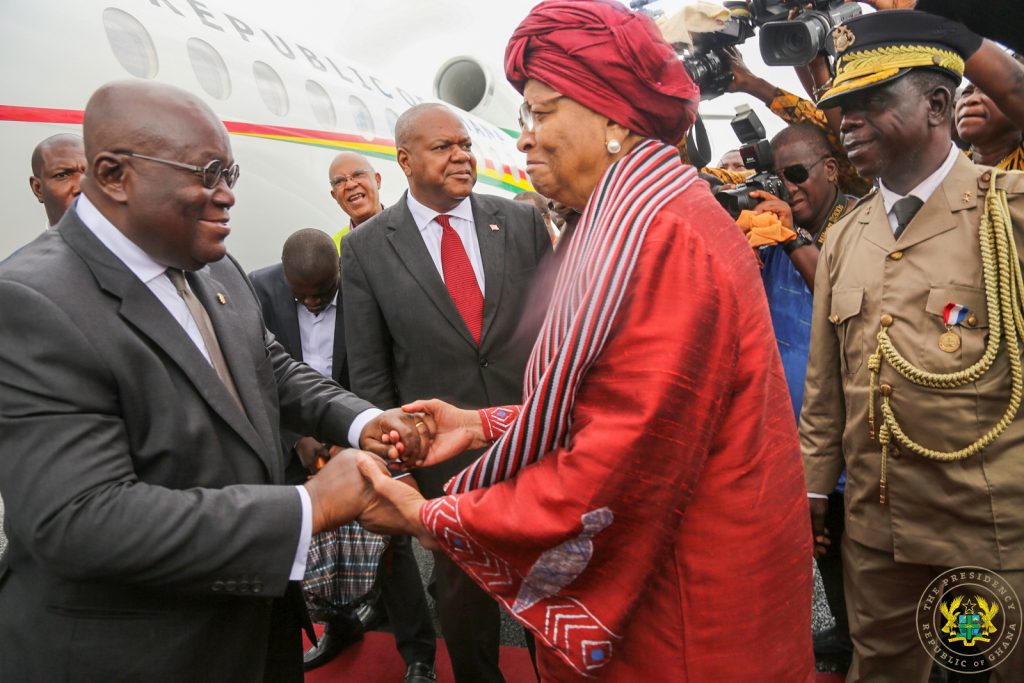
[{"xmin": 0, "ymin": 105, "xmax": 532, "ymax": 194}]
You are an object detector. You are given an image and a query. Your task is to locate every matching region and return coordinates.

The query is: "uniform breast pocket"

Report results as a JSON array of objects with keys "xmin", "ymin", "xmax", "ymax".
[
  {"xmin": 830, "ymin": 287, "xmax": 865, "ymax": 376},
  {"xmin": 923, "ymin": 285, "xmax": 988, "ymax": 369}
]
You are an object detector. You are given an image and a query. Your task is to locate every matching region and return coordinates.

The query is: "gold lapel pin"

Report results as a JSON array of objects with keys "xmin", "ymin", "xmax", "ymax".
[
  {"xmin": 216, "ymin": 293, "xmax": 227, "ymax": 305},
  {"xmin": 962, "ymin": 191, "xmax": 973, "ymax": 204}
]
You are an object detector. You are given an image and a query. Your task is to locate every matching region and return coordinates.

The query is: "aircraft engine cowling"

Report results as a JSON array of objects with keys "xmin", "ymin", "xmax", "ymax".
[{"xmin": 433, "ymin": 56, "xmax": 520, "ymax": 133}]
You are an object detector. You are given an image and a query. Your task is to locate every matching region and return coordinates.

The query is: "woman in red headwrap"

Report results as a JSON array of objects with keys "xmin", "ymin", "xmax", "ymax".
[{"xmin": 356, "ymin": 1, "xmax": 815, "ymax": 680}]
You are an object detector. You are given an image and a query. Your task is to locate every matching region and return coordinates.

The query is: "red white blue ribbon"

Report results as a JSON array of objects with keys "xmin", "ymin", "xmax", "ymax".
[{"xmin": 943, "ymin": 302, "xmax": 970, "ymax": 326}]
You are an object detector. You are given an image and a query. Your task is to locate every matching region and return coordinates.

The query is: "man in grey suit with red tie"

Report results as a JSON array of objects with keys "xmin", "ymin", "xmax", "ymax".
[
  {"xmin": 342, "ymin": 103, "xmax": 551, "ymax": 681},
  {"xmin": 0, "ymin": 80, "xmax": 427, "ymax": 683}
]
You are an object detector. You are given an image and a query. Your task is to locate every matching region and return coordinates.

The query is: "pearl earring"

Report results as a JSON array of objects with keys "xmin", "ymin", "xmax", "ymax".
[{"xmin": 606, "ymin": 139, "xmax": 622, "ymax": 154}]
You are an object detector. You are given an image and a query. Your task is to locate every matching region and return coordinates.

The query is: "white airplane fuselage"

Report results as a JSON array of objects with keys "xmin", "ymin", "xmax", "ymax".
[{"xmin": 0, "ymin": 0, "xmax": 531, "ymax": 268}]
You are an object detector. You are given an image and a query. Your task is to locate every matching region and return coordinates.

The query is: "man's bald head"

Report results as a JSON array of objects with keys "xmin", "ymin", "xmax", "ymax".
[
  {"xmin": 395, "ymin": 103, "xmax": 454, "ymax": 149},
  {"xmin": 31, "ymin": 134, "xmax": 84, "ymax": 177},
  {"xmin": 29, "ymin": 133, "xmax": 86, "ymax": 226},
  {"xmin": 328, "ymin": 152, "xmax": 382, "ymax": 226},
  {"xmin": 80, "ymin": 81, "xmax": 235, "ymax": 271},
  {"xmin": 83, "ymin": 80, "xmax": 227, "ymax": 166},
  {"xmin": 281, "ymin": 229, "xmax": 340, "ymax": 315},
  {"xmin": 394, "ymin": 103, "xmax": 476, "ymax": 213}
]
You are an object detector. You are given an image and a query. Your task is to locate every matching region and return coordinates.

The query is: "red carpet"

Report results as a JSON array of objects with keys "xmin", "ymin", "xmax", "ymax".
[
  {"xmin": 302, "ymin": 628, "xmax": 537, "ymax": 682},
  {"xmin": 302, "ymin": 627, "xmax": 848, "ymax": 682}
]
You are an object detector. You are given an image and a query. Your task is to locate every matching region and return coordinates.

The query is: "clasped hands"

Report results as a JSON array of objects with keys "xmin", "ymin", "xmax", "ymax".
[{"xmin": 302, "ymin": 400, "xmax": 485, "ymax": 547}]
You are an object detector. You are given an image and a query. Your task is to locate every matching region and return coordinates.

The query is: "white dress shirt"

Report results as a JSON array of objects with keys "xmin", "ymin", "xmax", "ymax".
[
  {"xmin": 297, "ymin": 293, "xmax": 337, "ymax": 379},
  {"xmin": 406, "ymin": 192, "xmax": 486, "ymax": 295},
  {"xmin": 75, "ymin": 194, "xmax": 315, "ymax": 580},
  {"xmin": 878, "ymin": 143, "xmax": 960, "ymax": 235}
]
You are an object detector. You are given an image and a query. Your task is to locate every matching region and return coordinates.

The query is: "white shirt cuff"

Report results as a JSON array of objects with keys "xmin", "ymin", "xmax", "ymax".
[
  {"xmin": 289, "ymin": 485, "xmax": 314, "ymax": 581},
  {"xmin": 347, "ymin": 408, "xmax": 383, "ymax": 448},
  {"xmin": 807, "ymin": 492, "xmax": 829, "ymax": 499}
]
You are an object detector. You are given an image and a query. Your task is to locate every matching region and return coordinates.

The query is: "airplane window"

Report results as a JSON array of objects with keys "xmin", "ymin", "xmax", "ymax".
[
  {"xmin": 187, "ymin": 38, "xmax": 231, "ymax": 100},
  {"xmin": 253, "ymin": 61, "xmax": 289, "ymax": 116},
  {"xmin": 348, "ymin": 96, "xmax": 375, "ymax": 139},
  {"xmin": 385, "ymin": 109, "xmax": 400, "ymax": 138},
  {"xmin": 305, "ymin": 81, "xmax": 336, "ymax": 129},
  {"xmin": 102, "ymin": 8, "xmax": 158, "ymax": 79}
]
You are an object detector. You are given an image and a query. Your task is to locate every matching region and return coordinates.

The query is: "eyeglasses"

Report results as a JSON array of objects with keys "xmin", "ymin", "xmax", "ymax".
[
  {"xmin": 329, "ymin": 169, "xmax": 372, "ymax": 187},
  {"xmin": 777, "ymin": 156, "xmax": 830, "ymax": 185},
  {"xmin": 517, "ymin": 94, "xmax": 565, "ymax": 133},
  {"xmin": 117, "ymin": 151, "xmax": 240, "ymax": 189}
]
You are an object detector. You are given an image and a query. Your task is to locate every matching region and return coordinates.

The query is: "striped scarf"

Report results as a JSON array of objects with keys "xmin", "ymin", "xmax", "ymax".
[{"xmin": 447, "ymin": 140, "xmax": 697, "ymax": 493}]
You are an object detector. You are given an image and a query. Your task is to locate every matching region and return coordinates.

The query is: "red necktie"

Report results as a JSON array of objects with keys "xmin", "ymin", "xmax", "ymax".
[{"xmin": 437, "ymin": 214, "xmax": 484, "ymax": 344}]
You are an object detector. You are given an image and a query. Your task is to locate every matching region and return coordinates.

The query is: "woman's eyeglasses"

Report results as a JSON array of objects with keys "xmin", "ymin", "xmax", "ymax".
[
  {"xmin": 777, "ymin": 156, "xmax": 829, "ymax": 185},
  {"xmin": 517, "ymin": 94, "xmax": 565, "ymax": 133}
]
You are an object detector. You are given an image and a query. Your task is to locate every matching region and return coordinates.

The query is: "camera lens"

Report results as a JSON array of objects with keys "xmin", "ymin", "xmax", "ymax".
[{"xmin": 759, "ymin": 12, "xmax": 829, "ymax": 66}]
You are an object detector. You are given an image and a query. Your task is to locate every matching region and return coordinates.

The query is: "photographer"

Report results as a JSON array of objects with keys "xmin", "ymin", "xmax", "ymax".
[
  {"xmin": 726, "ymin": 48, "xmax": 872, "ymax": 196},
  {"xmin": 751, "ymin": 122, "xmax": 854, "ymax": 419}
]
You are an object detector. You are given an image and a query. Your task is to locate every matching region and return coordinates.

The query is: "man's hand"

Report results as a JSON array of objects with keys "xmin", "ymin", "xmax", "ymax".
[
  {"xmin": 294, "ymin": 436, "xmax": 329, "ymax": 473},
  {"xmin": 750, "ymin": 190, "xmax": 795, "ymax": 231},
  {"xmin": 845, "ymin": 0, "xmax": 915, "ymax": 8},
  {"xmin": 356, "ymin": 454, "xmax": 437, "ymax": 550},
  {"xmin": 724, "ymin": 47, "xmax": 777, "ymax": 103},
  {"xmin": 724, "ymin": 46, "xmax": 755, "ymax": 93},
  {"xmin": 303, "ymin": 449, "xmax": 378, "ymax": 535},
  {"xmin": 359, "ymin": 408, "xmax": 432, "ymax": 464},
  {"xmin": 809, "ymin": 496, "xmax": 831, "ymax": 559},
  {"xmin": 401, "ymin": 399, "xmax": 488, "ymax": 467}
]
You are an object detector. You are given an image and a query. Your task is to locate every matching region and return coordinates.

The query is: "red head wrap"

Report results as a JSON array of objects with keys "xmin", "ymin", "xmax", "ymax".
[{"xmin": 504, "ymin": 0, "xmax": 699, "ymax": 145}]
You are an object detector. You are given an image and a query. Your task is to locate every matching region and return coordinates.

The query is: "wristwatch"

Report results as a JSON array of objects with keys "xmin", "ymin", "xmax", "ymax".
[{"xmin": 783, "ymin": 228, "xmax": 815, "ymax": 254}]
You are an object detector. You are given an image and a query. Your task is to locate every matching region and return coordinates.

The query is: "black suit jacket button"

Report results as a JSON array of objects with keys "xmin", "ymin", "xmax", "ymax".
[
  {"xmin": 479, "ymin": 358, "xmax": 489, "ymax": 368},
  {"xmin": 225, "ymin": 580, "xmax": 237, "ymax": 592},
  {"xmin": 252, "ymin": 581, "xmax": 264, "ymax": 593},
  {"xmin": 238, "ymin": 581, "xmax": 250, "ymax": 593},
  {"xmin": 212, "ymin": 580, "xmax": 225, "ymax": 592}
]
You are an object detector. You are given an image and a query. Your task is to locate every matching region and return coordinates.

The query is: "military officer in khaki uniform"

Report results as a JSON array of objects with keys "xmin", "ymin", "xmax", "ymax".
[{"xmin": 801, "ymin": 11, "xmax": 1024, "ymax": 682}]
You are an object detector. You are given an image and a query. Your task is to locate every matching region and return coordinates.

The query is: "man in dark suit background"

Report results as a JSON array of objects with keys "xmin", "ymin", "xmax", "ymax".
[
  {"xmin": 250, "ymin": 228, "xmax": 437, "ymax": 681},
  {"xmin": 342, "ymin": 103, "xmax": 551, "ymax": 681},
  {"xmin": 0, "ymin": 80, "xmax": 426, "ymax": 683}
]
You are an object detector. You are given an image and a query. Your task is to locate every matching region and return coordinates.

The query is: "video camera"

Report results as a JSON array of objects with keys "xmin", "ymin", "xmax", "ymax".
[
  {"xmin": 752, "ymin": 0, "xmax": 861, "ymax": 66},
  {"xmin": 669, "ymin": 0, "xmax": 861, "ymax": 99},
  {"xmin": 677, "ymin": 1, "xmax": 756, "ymax": 100},
  {"xmin": 715, "ymin": 105, "xmax": 787, "ymax": 219}
]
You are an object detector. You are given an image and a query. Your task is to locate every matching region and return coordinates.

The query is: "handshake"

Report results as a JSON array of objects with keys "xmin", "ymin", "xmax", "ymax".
[{"xmin": 301, "ymin": 399, "xmax": 489, "ymax": 549}]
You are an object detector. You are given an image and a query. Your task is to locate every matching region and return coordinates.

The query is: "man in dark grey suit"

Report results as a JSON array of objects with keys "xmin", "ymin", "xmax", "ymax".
[
  {"xmin": 342, "ymin": 103, "xmax": 551, "ymax": 682},
  {"xmin": 250, "ymin": 228, "xmax": 437, "ymax": 681},
  {"xmin": 0, "ymin": 80, "xmax": 426, "ymax": 683}
]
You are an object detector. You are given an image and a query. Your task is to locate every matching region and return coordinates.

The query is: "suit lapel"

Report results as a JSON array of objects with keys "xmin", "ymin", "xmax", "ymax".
[
  {"xmin": 332, "ymin": 284, "xmax": 347, "ymax": 385},
  {"xmin": 472, "ymin": 195, "xmax": 506, "ymax": 346},
  {"xmin": 189, "ymin": 269, "xmax": 279, "ymax": 475},
  {"xmin": 61, "ymin": 217, "xmax": 273, "ymax": 474},
  {"xmin": 386, "ymin": 194, "xmax": 477, "ymax": 346},
  {"xmin": 274, "ymin": 270, "xmax": 303, "ymax": 362},
  {"xmin": 864, "ymin": 154, "xmax": 976, "ymax": 252}
]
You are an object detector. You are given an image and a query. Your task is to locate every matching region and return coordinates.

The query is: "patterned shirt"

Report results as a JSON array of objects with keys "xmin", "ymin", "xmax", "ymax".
[{"xmin": 965, "ymin": 138, "xmax": 1024, "ymax": 172}]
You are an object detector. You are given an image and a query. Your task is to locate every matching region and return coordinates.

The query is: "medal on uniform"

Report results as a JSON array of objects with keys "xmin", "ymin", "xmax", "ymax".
[{"xmin": 939, "ymin": 302, "xmax": 969, "ymax": 353}]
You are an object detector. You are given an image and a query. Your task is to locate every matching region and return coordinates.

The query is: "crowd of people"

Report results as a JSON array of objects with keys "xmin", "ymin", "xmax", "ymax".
[{"xmin": 2, "ymin": 0, "xmax": 1024, "ymax": 682}]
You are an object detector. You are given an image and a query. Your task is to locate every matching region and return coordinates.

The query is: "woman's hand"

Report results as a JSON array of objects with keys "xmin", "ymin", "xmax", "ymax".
[{"xmin": 398, "ymin": 399, "xmax": 488, "ymax": 467}]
